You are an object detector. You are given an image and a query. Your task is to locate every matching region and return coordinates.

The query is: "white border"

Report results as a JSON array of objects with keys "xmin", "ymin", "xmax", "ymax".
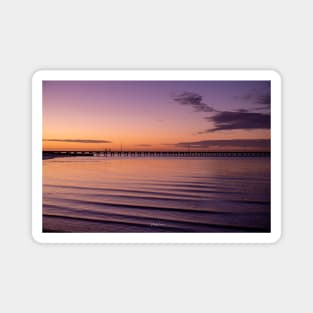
[{"xmin": 32, "ymin": 70, "xmax": 281, "ymax": 244}]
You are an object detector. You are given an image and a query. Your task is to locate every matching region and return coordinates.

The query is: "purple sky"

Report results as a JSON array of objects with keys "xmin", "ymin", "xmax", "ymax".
[{"xmin": 43, "ymin": 80, "xmax": 270, "ymax": 151}]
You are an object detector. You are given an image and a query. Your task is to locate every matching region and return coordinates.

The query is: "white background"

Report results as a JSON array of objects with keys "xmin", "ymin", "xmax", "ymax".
[
  {"xmin": 0, "ymin": 1, "xmax": 311, "ymax": 312},
  {"xmin": 32, "ymin": 70, "xmax": 281, "ymax": 244}
]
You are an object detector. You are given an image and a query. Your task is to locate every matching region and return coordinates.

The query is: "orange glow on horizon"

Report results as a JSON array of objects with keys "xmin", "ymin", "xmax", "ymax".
[{"xmin": 43, "ymin": 81, "xmax": 271, "ymax": 152}]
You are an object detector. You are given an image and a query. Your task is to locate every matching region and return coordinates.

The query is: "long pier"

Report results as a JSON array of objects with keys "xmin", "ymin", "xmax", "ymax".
[{"xmin": 43, "ymin": 151, "xmax": 270, "ymax": 158}]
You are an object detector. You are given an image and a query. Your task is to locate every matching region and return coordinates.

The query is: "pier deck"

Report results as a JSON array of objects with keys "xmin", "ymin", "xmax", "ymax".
[{"xmin": 43, "ymin": 151, "xmax": 270, "ymax": 158}]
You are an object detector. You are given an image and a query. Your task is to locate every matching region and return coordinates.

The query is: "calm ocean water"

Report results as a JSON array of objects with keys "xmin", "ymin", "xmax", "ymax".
[{"xmin": 43, "ymin": 157, "xmax": 270, "ymax": 232}]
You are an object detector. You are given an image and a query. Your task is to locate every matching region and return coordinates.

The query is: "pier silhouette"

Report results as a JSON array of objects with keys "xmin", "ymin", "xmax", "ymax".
[{"xmin": 43, "ymin": 150, "xmax": 270, "ymax": 158}]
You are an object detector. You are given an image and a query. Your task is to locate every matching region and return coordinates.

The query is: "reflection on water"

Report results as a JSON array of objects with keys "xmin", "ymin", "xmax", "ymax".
[{"xmin": 43, "ymin": 157, "xmax": 271, "ymax": 232}]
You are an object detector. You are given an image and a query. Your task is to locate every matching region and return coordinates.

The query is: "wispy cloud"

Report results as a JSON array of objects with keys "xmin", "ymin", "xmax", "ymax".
[
  {"xmin": 172, "ymin": 87, "xmax": 271, "ymax": 133},
  {"xmin": 136, "ymin": 144, "xmax": 152, "ymax": 147},
  {"xmin": 201, "ymin": 111, "xmax": 270, "ymax": 132},
  {"xmin": 175, "ymin": 139, "xmax": 270, "ymax": 150},
  {"xmin": 172, "ymin": 92, "xmax": 215, "ymax": 112},
  {"xmin": 43, "ymin": 139, "xmax": 112, "ymax": 144},
  {"xmin": 234, "ymin": 85, "xmax": 271, "ymax": 111}
]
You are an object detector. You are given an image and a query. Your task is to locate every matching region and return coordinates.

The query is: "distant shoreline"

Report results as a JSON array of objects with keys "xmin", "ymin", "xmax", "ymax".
[{"xmin": 43, "ymin": 153, "xmax": 68, "ymax": 160}]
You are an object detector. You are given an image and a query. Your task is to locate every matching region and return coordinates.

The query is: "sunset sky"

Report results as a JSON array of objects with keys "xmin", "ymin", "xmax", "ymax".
[{"xmin": 43, "ymin": 80, "xmax": 270, "ymax": 151}]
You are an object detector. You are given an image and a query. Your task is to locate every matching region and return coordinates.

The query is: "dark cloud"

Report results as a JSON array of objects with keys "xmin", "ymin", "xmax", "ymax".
[
  {"xmin": 175, "ymin": 139, "xmax": 270, "ymax": 150},
  {"xmin": 136, "ymin": 144, "xmax": 152, "ymax": 147},
  {"xmin": 234, "ymin": 85, "xmax": 271, "ymax": 111},
  {"xmin": 173, "ymin": 92, "xmax": 215, "ymax": 112},
  {"xmin": 202, "ymin": 111, "xmax": 270, "ymax": 132},
  {"xmin": 172, "ymin": 87, "xmax": 271, "ymax": 133},
  {"xmin": 43, "ymin": 139, "xmax": 112, "ymax": 144}
]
